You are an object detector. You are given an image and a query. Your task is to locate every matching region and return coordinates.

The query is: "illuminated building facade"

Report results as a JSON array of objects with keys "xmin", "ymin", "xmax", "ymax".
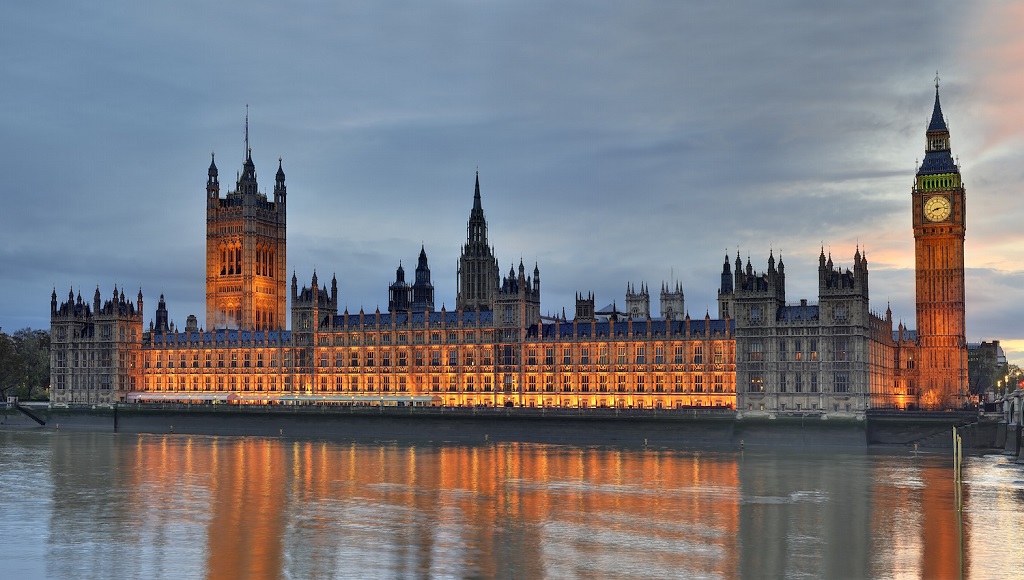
[
  {"xmin": 205, "ymin": 115, "xmax": 288, "ymax": 332},
  {"xmin": 49, "ymin": 85, "xmax": 968, "ymax": 412},
  {"xmin": 912, "ymin": 80, "xmax": 968, "ymax": 408}
]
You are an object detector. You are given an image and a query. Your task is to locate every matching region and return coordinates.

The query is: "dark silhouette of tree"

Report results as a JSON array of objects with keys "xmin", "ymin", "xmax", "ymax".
[{"xmin": 0, "ymin": 327, "xmax": 50, "ymax": 400}]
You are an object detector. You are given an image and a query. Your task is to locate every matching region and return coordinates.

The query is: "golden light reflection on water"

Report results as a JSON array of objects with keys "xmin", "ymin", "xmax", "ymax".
[{"xmin": 11, "ymin": 432, "xmax": 1022, "ymax": 579}]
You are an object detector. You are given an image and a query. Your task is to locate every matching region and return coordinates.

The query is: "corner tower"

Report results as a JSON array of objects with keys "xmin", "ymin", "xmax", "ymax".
[
  {"xmin": 205, "ymin": 114, "xmax": 288, "ymax": 330},
  {"xmin": 456, "ymin": 171, "xmax": 500, "ymax": 311},
  {"xmin": 912, "ymin": 78, "xmax": 968, "ymax": 408}
]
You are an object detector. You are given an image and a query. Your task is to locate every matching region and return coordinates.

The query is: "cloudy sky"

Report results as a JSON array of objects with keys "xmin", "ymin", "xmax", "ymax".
[{"xmin": 3, "ymin": 1, "xmax": 1023, "ymax": 362}]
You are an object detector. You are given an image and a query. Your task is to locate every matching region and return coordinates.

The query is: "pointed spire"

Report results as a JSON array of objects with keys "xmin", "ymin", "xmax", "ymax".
[
  {"xmin": 473, "ymin": 170, "xmax": 482, "ymax": 210},
  {"xmin": 928, "ymin": 72, "xmax": 948, "ymax": 133}
]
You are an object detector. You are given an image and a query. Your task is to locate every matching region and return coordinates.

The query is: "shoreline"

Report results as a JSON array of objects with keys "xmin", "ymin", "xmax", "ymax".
[{"xmin": 1, "ymin": 405, "xmax": 998, "ymax": 451}]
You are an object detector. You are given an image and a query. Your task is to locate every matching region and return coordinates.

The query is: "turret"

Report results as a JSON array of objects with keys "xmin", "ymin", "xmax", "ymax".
[
  {"xmin": 720, "ymin": 253, "xmax": 733, "ymax": 294},
  {"xmin": 411, "ymin": 246, "xmax": 435, "ymax": 311},
  {"xmin": 331, "ymin": 274, "xmax": 338, "ymax": 308},
  {"xmin": 575, "ymin": 292, "xmax": 595, "ymax": 322},
  {"xmin": 274, "ymin": 157, "xmax": 287, "ymax": 208},
  {"xmin": 155, "ymin": 294, "xmax": 169, "ymax": 332},
  {"xmin": 207, "ymin": 152, "xmax": 220, "ymax": 207},
  {"xmin": 388, "ymin": 262, "xmax": 411, "ymax": 312}
]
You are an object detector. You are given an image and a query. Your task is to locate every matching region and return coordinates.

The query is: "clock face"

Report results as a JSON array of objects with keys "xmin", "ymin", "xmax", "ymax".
[{"xmin": 924, "ymin": 195, "xmax": 951, "ymax": 222}]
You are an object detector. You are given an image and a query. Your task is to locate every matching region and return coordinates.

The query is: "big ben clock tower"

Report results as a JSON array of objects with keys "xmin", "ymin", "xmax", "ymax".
[{"xmin": 912, "ymin": 76, "xmax": 968, "ymax": 409}]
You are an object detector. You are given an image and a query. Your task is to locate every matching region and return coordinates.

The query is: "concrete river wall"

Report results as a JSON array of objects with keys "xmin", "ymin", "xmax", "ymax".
[{"xmin": 0, "ymin": 405, "xmax": 997, "ymax": 450}]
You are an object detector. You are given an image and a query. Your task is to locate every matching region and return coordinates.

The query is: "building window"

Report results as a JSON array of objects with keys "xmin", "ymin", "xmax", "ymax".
[
  {"xmin": 748, "ymin": 341, "xmax": 763, "ymax": 362},
  {"xmin": 834, "ymin": 372, "xmax": 849, "ymax": 393},
  {"xmin": 562, "ymin": 347, "xmax": 572, "ymax": 365},
  {"xmin": 779, "ymin": 373, "xmax": 787, "ymax": 392},
  {"xmin": 834, "ymin": 337, "xmax": 849, "ymax": 362},
  {"xmin": 748, "ymin": 372, "xmax": 764, "ymax": 393},
  {"xmin": 635, "ymin": 345, "xmax": 646, "ymax": 364},
  {"xmin": 810, "ymin": 374, "xmax": 819, "ymax": 393},
  {"xmin": 835, "ymin": 304, "xmax": 847, "ymax": 322},
  {"xmin": 694, "ymin": 375, "xmax": 704, "ymax": 393},
  {"xmin": 692, "ymin": 344, "xmax": 703, "ymax": 364}
]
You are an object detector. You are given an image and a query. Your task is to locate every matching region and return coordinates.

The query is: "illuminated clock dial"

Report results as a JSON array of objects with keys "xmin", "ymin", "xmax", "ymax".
[{"xmin": 924, "ymin": 195, "xmax": 951, "ymax": 222}]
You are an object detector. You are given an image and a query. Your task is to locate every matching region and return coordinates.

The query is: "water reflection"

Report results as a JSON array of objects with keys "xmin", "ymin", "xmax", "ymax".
[{"xmin": 0, "ymin": 431, "xmax": 1021, "ymax": 578}]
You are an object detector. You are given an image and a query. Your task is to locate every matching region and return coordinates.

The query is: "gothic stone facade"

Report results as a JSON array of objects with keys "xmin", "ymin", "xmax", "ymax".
[
  {"xmin": 51, "ymin": 87, "xmax": 970, "ymax": 412},
  {"xmin": 49, "ymin": 287, "xmax": 143, "ymax": 404}
]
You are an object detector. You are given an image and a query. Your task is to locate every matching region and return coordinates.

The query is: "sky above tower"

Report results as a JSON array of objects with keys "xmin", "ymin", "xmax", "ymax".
[{"xmin": 2, "ymin": 1, "xmax": 1024, "ymax": 364}]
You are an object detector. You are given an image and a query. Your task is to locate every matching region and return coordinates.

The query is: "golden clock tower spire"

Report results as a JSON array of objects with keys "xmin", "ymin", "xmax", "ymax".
[{"xmin": 912, "ymin": 78, "xmax": 967, "ymax": 409}]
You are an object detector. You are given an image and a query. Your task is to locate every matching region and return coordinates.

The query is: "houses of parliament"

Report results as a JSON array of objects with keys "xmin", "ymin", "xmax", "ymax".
[{"xmin": 49, "ymin": 86, "xmax": 969, "ymax": 414}]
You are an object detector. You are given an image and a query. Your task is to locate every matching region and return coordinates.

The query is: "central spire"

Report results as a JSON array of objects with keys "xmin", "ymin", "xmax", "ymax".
[
  {"xmin": 918, "ymin": 76, "xmax": 957, "ymax": 176},
  {"xmin": 245, "ymin": 104, "xmax": 250, "ymax": 159},
  {"xmin": 927, "ymin": 73, "xmax": 948, "ymax": 134},
  {"xmin": 473, "ymin": 170, "xmax": 482, "ymax": 211}
]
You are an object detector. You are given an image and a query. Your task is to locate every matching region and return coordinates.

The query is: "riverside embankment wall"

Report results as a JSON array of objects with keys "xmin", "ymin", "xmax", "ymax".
[{"xmin": 0, "ymin": 406, "xmax": 996, "ymax": 449}]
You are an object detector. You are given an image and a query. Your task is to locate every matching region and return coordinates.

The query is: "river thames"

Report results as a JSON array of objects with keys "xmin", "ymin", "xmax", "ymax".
[{"xmin": 1, "ymin": 430, "xmax": 1022, "ymax": 579}]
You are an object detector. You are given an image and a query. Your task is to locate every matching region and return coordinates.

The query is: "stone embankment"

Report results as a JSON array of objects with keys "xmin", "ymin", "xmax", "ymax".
[{"xmin": 1, "ymin": 405, "xmax": 997, "ymax": 450}]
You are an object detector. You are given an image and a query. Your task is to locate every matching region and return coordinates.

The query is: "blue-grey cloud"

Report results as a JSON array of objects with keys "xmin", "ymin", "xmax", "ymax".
[{"xmin": 1, "ymin": 0, "xmax": 1020, "ymax": 362}]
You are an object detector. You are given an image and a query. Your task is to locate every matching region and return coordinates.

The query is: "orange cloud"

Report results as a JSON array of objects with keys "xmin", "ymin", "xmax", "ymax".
[{"xmin": 965, "ymin": 2, "xmax": 1024, "ymax": 154}]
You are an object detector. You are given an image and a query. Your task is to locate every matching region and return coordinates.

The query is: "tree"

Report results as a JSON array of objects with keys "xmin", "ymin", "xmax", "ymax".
[
  {"xmin": 0, "ymin": 327, "xmax": 50, "ymax": 401},
  {"xmin": 0, "ymin": 331, "xmax": 23, "ymax": 399}
]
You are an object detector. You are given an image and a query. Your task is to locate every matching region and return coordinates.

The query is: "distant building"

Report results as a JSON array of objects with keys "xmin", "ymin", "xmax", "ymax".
[{"xmin": 968, "ymin": 341, "xmax": 1007, "ymax": 396}]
